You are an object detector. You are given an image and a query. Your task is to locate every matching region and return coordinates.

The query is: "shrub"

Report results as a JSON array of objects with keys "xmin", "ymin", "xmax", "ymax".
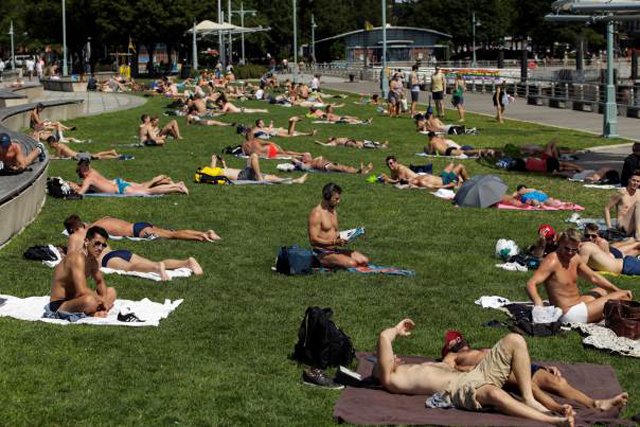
[{"xmin": 234, "ymin": 64, "xmax": 268, "ymax": 80}]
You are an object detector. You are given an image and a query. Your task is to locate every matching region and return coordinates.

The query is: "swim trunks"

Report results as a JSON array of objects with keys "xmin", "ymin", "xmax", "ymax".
[
  {"xmin": 237, "ymin": 166, "xmax": 258, "ymax": 181},
  {"xmin": 267, "ymin": 143, "xmax": 278, "ymax": 158},
  {"xmin": 114, "ymin": 178, "xmax": 131, "ymax": 194},
  {"xmin": 560, "ymin": 302, "xmax": 588, "ymax": 323},
  {"xmin": 622, "ymin": 255, "xmax": 640, "ymax": 275},
  {"xmin": 101, "ymin": 249, "xmax": 133, "ymax": 268},
  {"xmin": 432, "ymin": 91, "xmax": 444, "ymax": 101},
  {"xmin": 321, "ymin": 162, "xmax": 334, "ymax": 172},
  {"xmin": 143, "ymin": 139, "xmax": 159, "ymax": 146},
  {"xmin": 440, "ymin": 171, "xmax": 458, "ymax": 185},
  {"xmin": 132, "ymin": 222, "xmax": 153, "ymax": 237},
  {"xmin": 411, "ymin": 90, "xmax": 420, "ymax": 103},
  {"xmin": 610, "ymin": 246, "xmax": 623, "ymax": 259},
  {"xmin": 445, "ymin": 339, "xmax": 512, "ymax": 411},
  {"xmin": 48, "ymin": 299, "xmax": 66, "ymax": 313},
  {"xmin": 445, "ymin": 147, "xmax": 457, "ymax": 156},
  {"xmin": 520, "ymin": 191, "xmax": 549, "ymax": 204}
]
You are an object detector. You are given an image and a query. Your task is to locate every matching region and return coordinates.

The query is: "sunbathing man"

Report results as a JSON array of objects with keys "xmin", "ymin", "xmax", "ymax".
[
  {"xmin": 580, "ymin": 240, "xmax": 640, "ymax": 276},
  {"xmin": 604, "ymin": 169, "xmax": 640, "ymax": 239},
  {"xmin": 46, "ymin": 136, "xmax": 122, "ymax": 160},
  {"xmin": 526, "ymin": 228, "xmax": 632, "ymax": 323},
  {"xmin": 513, "ymin": 184, "xmax": 572, "ymax": 208},
  {"xmin": 583, "ymin": 222, "xmax": 640, "ymax": 258},
  {"xmin": 241, "ymin": 134, "xmax": 307, "ymax": 159},
  {"xmin": 425, "ymin": 132, "xmax": 491, "ymax": 157},
  {"xmin": 49, "ymin": 226, "xmax": 116, "ymax": 317},
  {"xmin": 185, "ymin": 106, "xmax": 232, "ymax": 126},
  {"xmin": 308, "ymin": 105, "xmax": 371, "ymax": 125},
  {"xmin": 375, "ymin": 319, "xmax": 573, "ymax": 426},
  {"xmin": 0, "ymin": 132, "xmax": 45, "ymax": 172},
  {"xmin": 138, "ymin": 114, "xmax": 165, "ymax": 146},
  {"xmin": 69, "ymin": 159, "xmax": 189, "ymax": 196},
  {"xmin": 381, "ymin": 155, "xmax": 468, "ymax": 190},
  {"xmin": 64, "ymin": 214, "xmax": 221, "ymax": 243},
  {"xmin": 99, "ymin": 247, "xmax": 203, "ymax": 281},
  {"xmin": 315, "ymin": 137, "xmax": 387, "ymax": 149},
  {"xmin": 441, "ymin": 330, "xmax": 628, "ymax": 414},
  {"xmin": 308, "ymin": 182, "xmax": 369, "ymax": 269},
  {"xmin": 251, "ymin": 117, "xmax": 316, "ymax": 139},
  {"xmin": 294, "ymin": 153, "xmax": 373, "ymax": 175},
  {"xmin": 150, "ymin": 115, "xmax": 182, "ymax": 140},
  {"xmin": 216, "ymin": 93, "xmax": 268, "ymax": 114},
  {"xmin": 208, "ymin": 154, "xmax": 307, "ymax": 184}
]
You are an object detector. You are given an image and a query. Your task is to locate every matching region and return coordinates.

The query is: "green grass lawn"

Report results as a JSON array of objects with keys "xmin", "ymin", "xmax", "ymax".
[{"xmin": 0, "ymin": 92, "xmax": 638, "ymax": 425}]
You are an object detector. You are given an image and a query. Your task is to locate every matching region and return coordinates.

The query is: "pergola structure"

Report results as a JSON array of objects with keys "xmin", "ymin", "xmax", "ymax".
[{"xmin": 547, "ymin": 1, "xmax": 640, "ymax": 138}]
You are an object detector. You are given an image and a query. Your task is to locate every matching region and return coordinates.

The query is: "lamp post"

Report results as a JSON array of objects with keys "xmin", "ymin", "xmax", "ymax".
[
  {"xmin": 381, "ymin": 0, "xmax": 388, "ymax": 98},
  {"xmin": 9, "ymin": 20, "xmax": 15, "ymax": 72},
  {"xmin": 62, "ymin": 0, "xmax": 68, "ymax": 76},
  {"xmin": 231, "ymin": 2, "xmax": 257, "ymax": 65},
  {"xmin": 603, "ymin": 18, "xmax": 618, "ymax": 137},
  {"xmin": 471, "ymin": 11, "xmax": 479, "ymax": 68},
  {"xmin": 293, "ymin": 0, "xmax": 298, "ymax": 83},
  {"xmin": 311, "ymin": 14, "xmax": 317, "ymax": 63},
  {"xmin": 218, "ymin": 0, "xmax": 225, "ymax": 66},
  {"xmin": 228, "ymin": 0, "xmax": 232, "ymax": 64}
]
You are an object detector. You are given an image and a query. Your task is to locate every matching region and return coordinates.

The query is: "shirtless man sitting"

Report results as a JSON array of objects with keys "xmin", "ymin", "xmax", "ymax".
[
  {"xmin": 46, "ymin": 136, "xmax": 121, "ymax": 160},
  {"xmin": 526, "ymin": 228, "xmax": 632, "ymax": 323},
  {"xmin": 150, "ymin": 115, "xmax": 182, "ymax": 140},
  {"xmin": 308, "ymin": 183, "xmax": 369, "ymax": 269},
  {"xmin": 375, "ymin": 319, "xmax": 573, "ymax": 426},
  {"xmin": 381, "ymin": 155, "xmax": 468, "ymax": 189},
  {"xmin": 208, "ymin": 154, "xmax": 307, "ymax": 184},
  {"xmin": 69, "ymin": 159, "xmax": 189, "ymax": 196},
  {"xmin": 49, "ymin": 226, "xmax": 116, "ymax": 317},
  {"xmin": 64, "ymin": 214, "xmax": 221, "ymax": 243},
  {"xmin": 251, "ymin": 117, "xmax": 316, "ymax": 139},
  {"xmin": 315, "ymin": 137, "xmax": 387, "ymax": 149},
  {"xmin": 441, "ymin": 330, "xmax": 628, "ymax": 414},
  {"xmin": 0, "ymin": 132, "xmax": 45, "ymax": 172},
  {"xmin": 293, "ymin": 153, "xmax": 373, "ymax": 175},
  {"xmin": 605, "ymin": 169, "xmax": 640, "ymax": 239},
  {"xmin": 425, "ymin": 132, "xmax": 491, "ymax": 157},
  {"xmin": 138, "ymin": 114, "xmax": 165, "ymax": 146},
  {"xmin": 308, "ymin": 105, "xmax": 371, "ymax": 125}
]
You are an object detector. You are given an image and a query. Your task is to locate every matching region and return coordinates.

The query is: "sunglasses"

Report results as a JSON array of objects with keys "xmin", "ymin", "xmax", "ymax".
[
  {"xmin": 92, "ymin": 241, "xmax": 108, "ymax": 249},
  {"xmin": 585, "ymin": 233, "xmax": 598, "ymax": 239}
]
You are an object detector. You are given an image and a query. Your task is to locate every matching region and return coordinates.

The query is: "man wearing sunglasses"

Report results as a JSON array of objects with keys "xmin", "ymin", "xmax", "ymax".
[
  {"xmin": 49, "ymin": 226, "xmax": 117, "ymax": 317},
  {"xmin": 582, "ymin": 222, "xmax": 640, "ymax": 258},
  {"xmin": 526, "ymin": 229, "xmax": 632, "ymax": 324}
]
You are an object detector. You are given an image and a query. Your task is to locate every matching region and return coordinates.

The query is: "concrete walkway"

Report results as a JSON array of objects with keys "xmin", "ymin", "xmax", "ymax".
[
  {"xmin": 289, "ymin": 73, "xmax": 638, "ymax": 170},
  {"xmin": 32, "ymin": 90, "xmax": 147, "ymax": 117}
]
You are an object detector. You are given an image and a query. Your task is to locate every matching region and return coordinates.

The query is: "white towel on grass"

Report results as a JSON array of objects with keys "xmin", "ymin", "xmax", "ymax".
[
  {"xmin": 474, "ymin": 295, "xmax": 512, "ymax": 308},
  {"xmin": 415, "ymin": 152, "xmax": 475, "ymax": 160},
  {"xmin": 430, "ymin": 188, "xmax": 456, "ymax": 200},
  {"xmin": 0, "ymin": 294, "xmax": 182, "ymax": 327}
]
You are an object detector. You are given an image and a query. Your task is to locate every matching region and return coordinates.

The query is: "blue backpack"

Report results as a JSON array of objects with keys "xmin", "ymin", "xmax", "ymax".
[{"xmin": 276, "ymin": 246, "xmax": 315, "ymax": 275}]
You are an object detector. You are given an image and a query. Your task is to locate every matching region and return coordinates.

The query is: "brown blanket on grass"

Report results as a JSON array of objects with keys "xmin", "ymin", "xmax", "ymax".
[{"xmin": 333, "ymin": 352, "xmax": 632, "ymax": 426}]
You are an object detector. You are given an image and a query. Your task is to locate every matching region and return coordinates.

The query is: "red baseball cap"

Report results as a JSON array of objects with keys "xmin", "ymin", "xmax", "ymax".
[
  {"xmin": 538, "ymin": 224, "xmax": 556, "ymax": 241},
  {"xmin": 442, "ymin": 330, "xmax": 464, "ymax": 358}
]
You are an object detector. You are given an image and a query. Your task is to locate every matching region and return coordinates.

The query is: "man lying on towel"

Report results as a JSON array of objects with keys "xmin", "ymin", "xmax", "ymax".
[
  {"xmin": 209, "ymin": 154, "xmax": 307, "ymax": 184},
  {"xmin": 526, "ymin": 228, "xmax": 632, "ymax": 324},
  {"xmin": 425, "ymin": 132, "xmax": 492, "ymax": 157},
  {"xmin": 308, "ymin": 182, "xmax": 368, "ymax": 269},
  {"xmin": 65, "ymin": 222, "xmax": 203, "ymax": 281},
  {"xmin": 293, "ymin": 153, "xmax": 373, "ymax": 175},
  {"xmin": 580, "ymin": 240, "xmax": 640, "ymax": 276},
  {"xmin": 441, "ymin": 330, "xmax": 628, "ymax": 414},
  {"xmin": 49, "ymin": 226, "xmax": 116, "ymax": 317},
  {"xmin": 241, "ymin": 133, "xmax": 308, "ymax": 159},
  {"xmin": 381, "ymin": 155, "xmax": 469, "ymax": 190},
  {"xmin": 69, "ymin": 159, "xmax": 189, "ymax": 196},
  {"xmin": 64, "ymin": 214, "xmax": 221, "ymax": 242},
  {"xmin": 375, "ymin": 319, "xmax": 573, "ymax": 426}
]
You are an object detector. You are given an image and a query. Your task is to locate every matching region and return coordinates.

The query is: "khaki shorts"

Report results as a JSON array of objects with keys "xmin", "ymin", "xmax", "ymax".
[{"xmin": 445, "ymin": 340, "xmax": 512, "ymax": 411}]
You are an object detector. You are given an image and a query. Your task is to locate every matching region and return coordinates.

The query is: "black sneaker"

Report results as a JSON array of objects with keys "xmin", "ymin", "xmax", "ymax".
[
  {"xmin": 36, "ymin": 142, "xmax": 46, "ymax": 162},
  {"xmin": 302, "ymin": 368, "xmax": 344, "ymax": 390},
  {"xmin": 117, "ymin": 312, "xmax": 144, "ymax": 322}
]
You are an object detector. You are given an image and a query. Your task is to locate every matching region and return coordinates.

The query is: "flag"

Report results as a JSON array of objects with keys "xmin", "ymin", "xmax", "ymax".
[
  {"xmin": 364, "ymin": 21, "xmax": 374, "ymax": 31},
  {"xmin": 128, "ymin": 36, "xmax": 136, "ymax": 54}
]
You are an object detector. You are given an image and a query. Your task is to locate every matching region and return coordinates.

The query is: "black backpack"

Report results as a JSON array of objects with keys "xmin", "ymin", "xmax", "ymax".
[
  {"xmin": 46, "ymin": 177, "xmax": 82, "ymax": 199},
  {"xmin": 292, "ymin": 306, "xmax": 355, "ymax": 369},
  {"xmin": 23, "ymin": 245, "xmax": 59, "ymax": 261}
]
